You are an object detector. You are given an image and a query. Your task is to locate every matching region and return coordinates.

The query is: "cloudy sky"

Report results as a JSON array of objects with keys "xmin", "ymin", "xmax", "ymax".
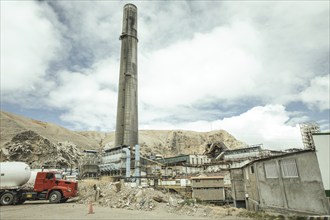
[{"xmin": 1, "ymin": 1, "xmax": 329, "ymax": 150}]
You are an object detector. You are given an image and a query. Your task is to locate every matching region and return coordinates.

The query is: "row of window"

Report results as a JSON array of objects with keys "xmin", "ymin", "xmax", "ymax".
[
  {"xmin": 191, "ymin": 157, "xmax": 210, "ymax": 165},
  {"xmin": 264, "ymin": 159, "xmax": 299, "ymax": 178},
  {"xmin": 246, "ymin": 159, "xmax": 299, "ymax": 179}
]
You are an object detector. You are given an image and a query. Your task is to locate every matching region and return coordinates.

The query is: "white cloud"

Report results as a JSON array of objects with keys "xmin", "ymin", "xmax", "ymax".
[
  {"xmin": 47, "ymin": 58, "xmax": 119, "ymax": 131},
  {"xmin": 0, "ymin": 1, "xmax": 61, "ymax": 97},
  {"xmin": 300, "ymin": 75, "xmax": 330, "ymax": 111},
  {"xmin": 1, "ymin": 1, "xmax": 328, "ymax": 145},
  {"xmin": 51, "ymin": 1, "xmax": 123, "ymax": 61},
  {"xmin": 221, "ymin": 1, "xmax": 329, "ymax": 104},
  {"xmin": 140, "ymin": 22, "xmax": 262, "ymax": 108},
  {"xmin": 141, "ymin": 105, "xmax": 303, "ymax": 150},
  {"xmin": 137, "ymin": 0, "xmax": 329, "ymax": 111}
]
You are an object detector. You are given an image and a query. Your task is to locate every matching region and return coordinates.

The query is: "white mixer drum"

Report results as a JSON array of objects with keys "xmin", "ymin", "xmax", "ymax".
[{"xmin": 0, "ymin": 162, "xmax": 31, "ymax": 188}]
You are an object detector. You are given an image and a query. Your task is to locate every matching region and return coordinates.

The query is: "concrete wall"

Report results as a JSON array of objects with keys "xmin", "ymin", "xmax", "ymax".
[
  {"xmin": 243, "ymin": 163, "xmax": 260, "ymax": 211},
  {"xmin": 193, "ymin": 188, "xmax": 225, "ymax": 201},
  {"xmin": 244, "ymin": 151, "xmax": 330, "ymax": 215},
  {"xmin": 253, "ymin": 161, "xmax": 285, "ymax": 209},
  {"xmin": 176, "ymin": 165, "xmax": 204, "ymax": 174},
  {"xmin": 313, "ymin": 133, "xmax": 330, "ymax": 196},
  {"xmin": 191, "ymin": 178, "xmax": 226, "ymax": 201},
  {"xmin": 191, "ymin": 178, "xmax": 224, "ymax": 188},
  {"xmin": 230, "ymin": 169, "xmax": 245, "ymax": 201}
]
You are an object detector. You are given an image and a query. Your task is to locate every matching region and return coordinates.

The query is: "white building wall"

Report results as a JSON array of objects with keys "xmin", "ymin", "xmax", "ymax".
[
  {"xmin": 189, "ymin": 155, "xmax": 210, "ymax": 165},
  {"xmin": 313, "ymin": 133, "xmax": 330, "ymax": 191}
]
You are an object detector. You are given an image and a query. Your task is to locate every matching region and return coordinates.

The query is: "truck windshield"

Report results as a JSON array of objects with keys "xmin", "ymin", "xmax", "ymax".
[{"xmin": 55, "ymin": 173, "xmax": 63, "ymax": 179}]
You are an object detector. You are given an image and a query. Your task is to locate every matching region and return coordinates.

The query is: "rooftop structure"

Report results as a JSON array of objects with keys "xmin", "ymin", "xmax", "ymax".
[{"xmin": 299, "ymin": 122, "xmax": 320, "ymax": 149}]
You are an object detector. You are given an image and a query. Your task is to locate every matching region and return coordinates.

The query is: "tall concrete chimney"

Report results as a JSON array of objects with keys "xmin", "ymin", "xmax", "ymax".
[{"xmin": 115, "ymin": 4, "xmax": 138, "ymax": 147}]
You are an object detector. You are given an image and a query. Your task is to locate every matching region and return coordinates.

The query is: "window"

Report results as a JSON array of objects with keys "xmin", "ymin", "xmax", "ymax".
[
  {"xmin": 281, "ymin": 159, "xmax": 299, "ymax": 178},
  {"xmin": 55, "ymin": 173, "xmax": 63, "ymax": 179},
  {"xmin": 46, "ymin": 173, "xmax": 54, "ymax": 179},
  {"xmin": 192, "ymin": 158, "xmax": 195, "ymax": 164},
  {"xmin": 264, "ymin": 162, "xmax": 278, "ymax": 178},
  {"xmin": 250, "ymin": 165, "xmax": 254, "ymax": 174}
]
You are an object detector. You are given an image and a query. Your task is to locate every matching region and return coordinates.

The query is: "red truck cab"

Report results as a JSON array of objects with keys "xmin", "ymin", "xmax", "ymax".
[{"xmin": 24, "ymin": 171, "xmax": 78, "ymax": 203}]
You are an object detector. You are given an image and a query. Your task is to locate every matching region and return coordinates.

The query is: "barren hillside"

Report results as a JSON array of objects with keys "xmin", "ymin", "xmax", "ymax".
[
  {"xmin": 0, "ymin": 111, "xmax": 99, "ymax": 149},
  {"xmin": 1, "ymin": 110, "xmax": 245, "ymax": 161},
  {"xmin": 97, "ymin": 130, "xmax": 246, "ymax": 157}
]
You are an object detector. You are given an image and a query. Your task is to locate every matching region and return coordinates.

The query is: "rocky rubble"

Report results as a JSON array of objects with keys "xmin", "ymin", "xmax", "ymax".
[
  {"xmin": 1, "ymin": 130, "xmax": 82, "ymax": 168},
  {"xmin": 77, "ymin": 178, "xmax": 248, "ymax": 219}
]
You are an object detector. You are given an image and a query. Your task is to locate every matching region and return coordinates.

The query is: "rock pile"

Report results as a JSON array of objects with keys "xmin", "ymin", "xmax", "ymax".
[
  {"xmin": 77, "ymin": 178, "xmax": 248, "ymax": 218},
  {"xmin": 77, "ymin": 178, "xmax": 172, "ymax": 211},
  {"xmin": 1, "ymin": 130, "xmax": 81, "ymax": 168}
]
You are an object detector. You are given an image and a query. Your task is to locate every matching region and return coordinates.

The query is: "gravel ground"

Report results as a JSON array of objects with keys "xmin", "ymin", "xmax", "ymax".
[{"xmin": 0, "ymin": 200, "xmax": 251, "ymax": 220}]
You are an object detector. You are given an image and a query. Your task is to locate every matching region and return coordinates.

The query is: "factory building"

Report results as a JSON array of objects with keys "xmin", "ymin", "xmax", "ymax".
[
  {"xmin": 99, "ymin": 145, "xmax": 129, "ymax": 176},
  {"xmin": 157, "ymin": 154, "xmax": 211, "ymax": 166},
  {"xmin": 78, "ymin": 150, "xmax": 100, "ymax": 179}
]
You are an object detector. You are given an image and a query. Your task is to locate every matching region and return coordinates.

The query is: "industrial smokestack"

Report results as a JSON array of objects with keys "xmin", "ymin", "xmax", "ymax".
[{"xmin": 115, "ymin": 4, "xmax": 138, "ymax": 147}]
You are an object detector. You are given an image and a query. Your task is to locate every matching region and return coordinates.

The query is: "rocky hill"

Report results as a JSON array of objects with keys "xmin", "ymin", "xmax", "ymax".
[
  {"xmin": 2, "ymin": 130, "xmax": 81, "ymax": 168},
  {"xmin": 1, "ymin": 110, "xmax": 245, "ymax": 165},
  {"xmin": 0, "ymin": 111, "xmax": 99, "ymax": 149},
  {"xmin": 92, "ymin": 130, "xmax": 245, "ymax": 157}
]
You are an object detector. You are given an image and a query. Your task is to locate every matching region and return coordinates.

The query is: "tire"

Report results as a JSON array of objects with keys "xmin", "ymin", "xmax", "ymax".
[
  {"xmin": 16, "ymin": 198, "xmax": 26, "ymax": 205},
  {"xmin": 60, "ymin": 198, "xmax": 68, "ymax": 203},
  {"xmin": 0, "ymin": 192, "xmax": 14, "ymax": 206},
  {"xmin": 49, "ymin": 191, "xmax": 61, "ymax": 203}
]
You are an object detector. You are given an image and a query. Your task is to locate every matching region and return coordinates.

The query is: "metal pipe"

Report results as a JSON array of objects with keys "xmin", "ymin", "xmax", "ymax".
[
  {"xmin": 134, "ymin": 145, "xmax": 140, "ymax": 185},
  {"xmin": 122, "ymin": 148, "xmax": 130, "ymax": 178}
]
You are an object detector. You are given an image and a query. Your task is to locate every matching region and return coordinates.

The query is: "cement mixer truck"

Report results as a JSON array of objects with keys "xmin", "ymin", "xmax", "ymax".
[{"xmin": 0, "ymin": 162, "xmax": 78, "ymax": 205}]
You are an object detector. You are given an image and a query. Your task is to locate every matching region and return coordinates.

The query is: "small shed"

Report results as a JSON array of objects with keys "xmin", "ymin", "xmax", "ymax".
[
  {"xmin": 241, "ymin": 150, "xmax": 330, "ymax": 215},
  {"xmin": 191, "ymin": 175, "xmax": 226, "ymax": 202}
]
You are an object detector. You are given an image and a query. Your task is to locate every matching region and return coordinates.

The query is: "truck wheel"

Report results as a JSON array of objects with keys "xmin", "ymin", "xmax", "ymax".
[
  {"xmin": 49, "ymin": 191, "xmax": 61, "ymax": 203},
  {"xmin": 16, "ymin": 198, "xmax": 26, "ymax": 205},
  {"xmin": 60, "ymin": 198, "xmax": 69, "ymax": 203},
  {"xmin": 0, "ymin": 192, "xmax": 14, "ymax": 205}
]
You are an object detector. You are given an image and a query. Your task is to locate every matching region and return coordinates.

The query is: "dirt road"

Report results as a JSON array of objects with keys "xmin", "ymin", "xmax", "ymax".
[{"xmin": 0, "ymin": 201, "xmax": 251, "ymax": 220}]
